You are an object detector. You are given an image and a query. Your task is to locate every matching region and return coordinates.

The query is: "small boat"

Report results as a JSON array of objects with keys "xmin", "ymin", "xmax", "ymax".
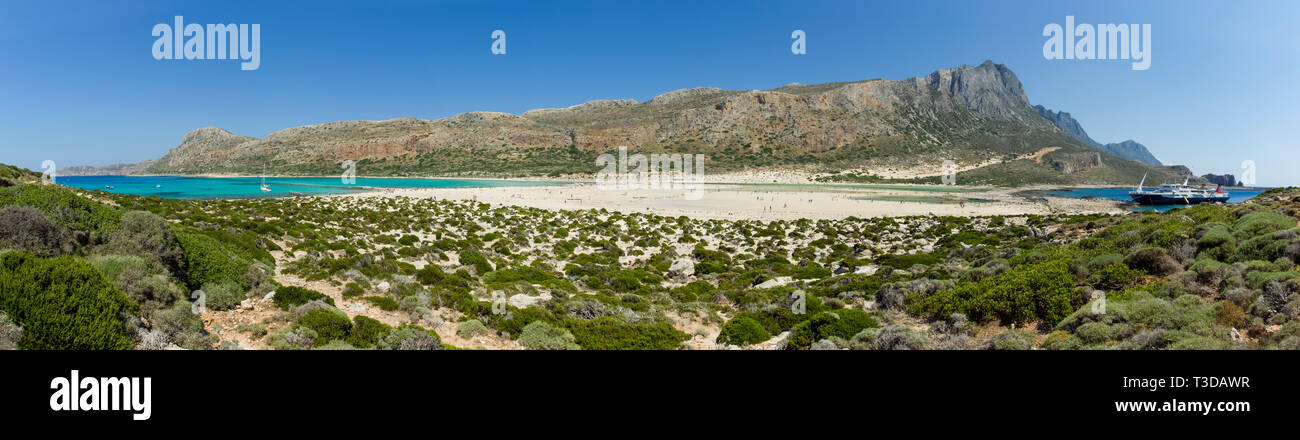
[
  {"xmin": 155, "ymin": 185, "xmax": 161, "ymax": 188},
  {"xmin": 104, "ymin": 185, "xmax": 114, "ymax": 189},
  {"xmin": 260, "ymin": 167, "xmax": 271, "ymax": 192},
  {"xmin": 1129, "ymin": 173, "xmax": 1229, "ymax": 205}
]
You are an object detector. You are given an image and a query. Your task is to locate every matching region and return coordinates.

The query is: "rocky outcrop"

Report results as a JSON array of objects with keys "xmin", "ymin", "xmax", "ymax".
[
  {"xmin": 1202, "ymin": 173, "xmax": 1239, "ymax": 187},
  {"xmin": 1049, "ymin": 152, "xmax": 1103, "ymax": 173}
]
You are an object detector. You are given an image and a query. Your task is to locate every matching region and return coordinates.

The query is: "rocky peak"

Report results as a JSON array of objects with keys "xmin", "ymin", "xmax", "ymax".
[
  {"xmin": 1034, "ymin": 105, "xmax": 1101, "ymax": 147},
  {"xmin": 920, "ymin": 60, "xmax": 1031, "ymax": 118}
]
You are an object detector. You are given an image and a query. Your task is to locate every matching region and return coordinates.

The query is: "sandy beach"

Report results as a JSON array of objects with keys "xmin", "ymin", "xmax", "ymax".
[{"xmin": 340, "ymin": 181, "xmax": 1127, "ymax": 221}]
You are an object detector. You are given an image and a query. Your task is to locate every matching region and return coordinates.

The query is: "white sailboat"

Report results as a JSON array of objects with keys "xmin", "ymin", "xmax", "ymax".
[{"xmin": 260, "ymin": 167, "xmax": 271, "ymax": 192}]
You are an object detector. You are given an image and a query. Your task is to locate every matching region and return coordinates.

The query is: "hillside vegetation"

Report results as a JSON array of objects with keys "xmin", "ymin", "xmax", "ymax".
[{"xmin": 3, "ymin": 164, "xmax": 1297, "ymax": 350}]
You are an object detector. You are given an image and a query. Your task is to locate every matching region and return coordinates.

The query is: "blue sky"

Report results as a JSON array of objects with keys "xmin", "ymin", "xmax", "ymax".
[{"xmin": 1, "ymin": 0, "xmax": 1296, "ymax": 185}]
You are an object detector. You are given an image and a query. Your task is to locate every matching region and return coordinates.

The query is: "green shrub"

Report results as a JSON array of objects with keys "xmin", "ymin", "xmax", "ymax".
[
  {"xmin": 1233, "ymin": 211, "xmax": 1294, "ymax": 241},
  {"xmin": 669, "ymin": 281, "xmax": 715, "ymax": 302},
  {"xmin": 177, "ymin": 228, "xmax": 253, "ymax": 291},
  {"xmin": 984, "ymin": 329, "xmax": 1035, "ymax": 350},
  {"xmin": 1087, "ymin": 263, "xmax": 1143, "ymax": 291},
  {"xmin": 568, "ymin": 318, "xmax": 688, "ymax": 350},
  {"xmin": 87, "ymin": 254, "xmax": 182, "ymax": 314},
  {"xmin": 913, "ymin": 258, "xmax": 1077, "ymax": 326},
  {"xmin": 273, "ymin": 286, "xmax": 333, "ymax": 310},
  {"xmin": 236, "ymin": 323, "xmax": 267, "ymax": 338},
  {"xmin": 1196, "ymin": 226, "xmax": 1235, "ymax": 261},
  {"xmin": 381, "ymin": 324, "xmax": 443, "ymax": 350},
  {"xmin": 201, "ymin": 281, "xmax": 245, "ymax": 311},
  {"xmin": 347, "ymin": 315, "xmax": 392, "ymax": 348},
  {"xmin": 456, "ymin": 319, "xmax": 489, "ymax": 339},
  {"xmin": 1124, "ymin": 248, "xmax": 1181, "ymax": 276},
  {"xmin": 787, "ymin": 309, "xmax": 879, "ymax": 349},
  {"xmin": 716, "ymin": 316, "xmax": 771, "ymax": 346},
  {"xmin": 295, "ymin": 308, "xmax": 352, "ymax": 346},
  {"xmin": 363, "ymin": 295, "xmax": 399, "ymax": 311},
  {"xmin": 517, "ymin": 320, "xmax": 580, "ymax": 350},
  {"xmin": 107, "ymin": 210, "xmax": 184, "ymax": 274},
  {"xmin": 1075, "ymin": 321, "xmax": 1113, "ymax": 344},
  {"xmin": 342, "ymin": 282, "xmax": 365, "ymax": 298},
  {"xmin": 1041, "ymin": 330, "xmax": 1082, "ymax": 350},
  {"xmin": 1087, "ymin": 253, "xmax": 1123, "ymax": 270},
  {"xmin": 792, "ymin": 264, "xmax": 832, "ymax": 280},
  {"xmin": 458, "ymin": 248, "xmax": 493, "ymax": 274},
  {"xmin": 0, "ymin": 252, "xmax": 135, "ymax": 349},
  {"xmin": 414, "ymin": 265, "xmax": 446, "ymax": 285},
  {"xmin": 0, "ymin": 183, "xmax": 121, "ymax": 233}
]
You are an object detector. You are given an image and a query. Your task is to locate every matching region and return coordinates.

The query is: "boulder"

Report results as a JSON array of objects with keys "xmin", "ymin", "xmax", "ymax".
[{"xmin": 668, "ymin": 258, "xmax": 695, "ymax": 278}]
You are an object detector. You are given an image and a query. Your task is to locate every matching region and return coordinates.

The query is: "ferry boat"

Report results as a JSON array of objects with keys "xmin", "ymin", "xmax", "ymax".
[{"xmin": 1129, "ymin": 173, "xmax": 1229, "ymax": 205}]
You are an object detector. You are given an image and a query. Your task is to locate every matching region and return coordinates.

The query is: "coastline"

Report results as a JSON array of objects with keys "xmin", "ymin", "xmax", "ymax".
[
  {"xmin": 60, "ymin": 173, "xmax": 1141, "ymax": 220},
  {"xmin": 336, "ymin": 182, "xmax": 1129, "ymax": 221}
]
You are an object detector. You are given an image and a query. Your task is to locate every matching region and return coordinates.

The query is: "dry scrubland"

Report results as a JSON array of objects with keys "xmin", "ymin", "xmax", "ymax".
[{"xmin": 3, "ymin": 162, "xmax": 1300, "ymax": 350}]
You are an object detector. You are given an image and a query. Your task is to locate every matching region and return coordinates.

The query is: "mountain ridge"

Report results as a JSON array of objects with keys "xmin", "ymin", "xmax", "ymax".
[
  {"xmin": 67, "ymin": 61, "xmax": 1190, "ymax": 186},
  {"xmin": 1033, "ymin": 105, "xmax": 1163, "ymax": 166}
]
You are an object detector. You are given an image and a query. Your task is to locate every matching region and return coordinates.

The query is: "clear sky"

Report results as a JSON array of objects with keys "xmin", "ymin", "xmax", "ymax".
[{"xmin": 1, "ymin": 0, "xmax": 1296, "ymax": 185}]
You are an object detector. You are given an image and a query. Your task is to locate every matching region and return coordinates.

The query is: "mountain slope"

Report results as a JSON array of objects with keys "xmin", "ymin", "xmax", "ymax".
[
  {"xmin": 1099, "ymin": 140, "xmax": 1161, "ymax": 166},
  {"xmin": 1033, "ymin": 105, "xmax": 1163, "ymax": 166},
  {"xmin": 131, "ymin": 61, "xmax": 1185, "ymax": 185}
]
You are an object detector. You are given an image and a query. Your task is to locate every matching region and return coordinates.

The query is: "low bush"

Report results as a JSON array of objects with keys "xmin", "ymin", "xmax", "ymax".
[
  {"xmin": 787, "ymin": 309, "xmax": 879, "ymax": 350},
  {"xmin": 517, "ymin": 320, "xmax": 580, "ymax": 350},
  {"xmin": 456, "ymin": 319, "xmax": 489, "ymax": 339},
  {"xmin": 295, "ymin": 308, "xmax": 352, "ymax": 346},
  {"xmin": 568, "ymin": 318, "xmax": 688, "ymax": 350},
  {"xmin": 347, "ymin": 315, "xmax": 392, "ymax": 348},
  {"xmin": 716, "ymin": 316, "xmax": 771, "ymax": 346},
  {"xmin": 201, "ymin": 281, "xmax": 245, "ymax": 311},
  {"xmin": 0, "ymin": 205, "xmax": 71, "ymax": 257},
  {"xmin": 273, "ymin": 286, "xmax": 334, "ymax": 310},
  {"xmin": 381, "ymin": 325, "xmax": 443, "ymax": 350},
  {"xmin": 0, "ymin": 252, "xmax": 135, "ymax": 349},
  {"xmin": 912, "ymin": 259, "xmax": 1078, "ymax": 326},
  {"xmin": 363, "ymin": 295, "xmax": 399, "ymax": 311},
  {"xmin": 177, "ymin": 228, "xmax": 252, "ymax": 291}
]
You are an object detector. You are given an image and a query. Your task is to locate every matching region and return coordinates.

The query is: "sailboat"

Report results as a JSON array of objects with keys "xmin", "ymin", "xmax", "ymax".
[{"xmin": 260, "ymin": 166, "xmax": 272, "ymax": 192}]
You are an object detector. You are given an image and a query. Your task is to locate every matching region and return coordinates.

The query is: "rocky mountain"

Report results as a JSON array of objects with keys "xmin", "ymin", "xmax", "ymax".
[
  {"xmin": 1099, "ymin": 140, "xmax": 1162, "ymax": 167},
  {"xmin": 87, "ymin": 60, "xmax": 1186, "ymax": 185},
  {"xmin": 59, "ymin": 160, "xmax": 155, "ymax": 176},
  {"xmin": 1033, "ymin": 105, "xmax": 1100, "ymax": 148},
  {"xmin": 1202, "ymin": 173, "xmax": 1240, "ymax": 187},
  {"xmin": 1033, "ymin": 105, "xmax": 1163, "ymax": 166}
]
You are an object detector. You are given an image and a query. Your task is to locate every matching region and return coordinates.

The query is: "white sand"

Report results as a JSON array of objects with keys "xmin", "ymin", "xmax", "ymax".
[{"xmin": 340, "ymin": 182, "xmax": 1125, "ymax": 221}]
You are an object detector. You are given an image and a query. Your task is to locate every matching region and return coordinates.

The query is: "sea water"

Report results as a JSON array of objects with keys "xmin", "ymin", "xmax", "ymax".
[
  {"xmin": 1045, "ymin": 187, "xmax": 1265, "ymax": 212},
  {"xmin": 57, "ymin": 176, "xmax": 566, "ymax": 200}
]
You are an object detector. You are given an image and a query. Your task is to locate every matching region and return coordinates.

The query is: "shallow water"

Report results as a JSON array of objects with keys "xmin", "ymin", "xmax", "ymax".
[
  {"xmin": 57, "ymin": 176, "xmax": 566, "ymax": 200},
  {"xmin": 1045, "ymin": 187, "xmax": 1264, "ymax": 212}
]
